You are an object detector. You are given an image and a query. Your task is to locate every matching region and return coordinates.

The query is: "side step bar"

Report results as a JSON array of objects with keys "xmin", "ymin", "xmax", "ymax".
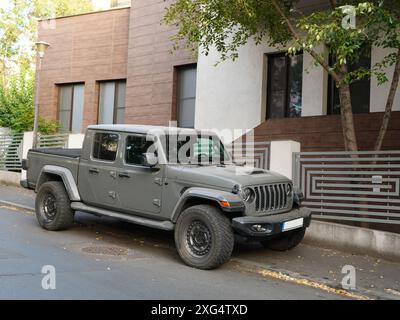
[{"xmin": 71, "ymin": 202, "xmax": 174, "ymax": 231}]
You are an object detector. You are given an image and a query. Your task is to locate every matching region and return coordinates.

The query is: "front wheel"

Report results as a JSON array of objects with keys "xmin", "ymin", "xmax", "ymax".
[
  {"xmin": 260, "ymin": 227, "xmax": 306, "ymax": 251},
  {"xmin": 35, "ymin": 181, "xmax": 74, "ymax": 231},
  {"xmin": 175, "ymin": 205, "xmax": 234, "ymax": 270}
]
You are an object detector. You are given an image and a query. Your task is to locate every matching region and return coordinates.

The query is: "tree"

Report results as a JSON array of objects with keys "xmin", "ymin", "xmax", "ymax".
[
  {"xmin": 370, "ymin": 0, "xmax": 400, "ymax": 150},
  {"xmin": 32, "ymin": 0, "xmax": 94, "ymax": 21},
  {"xmin": 0, "ymin": 0, "xmax": 94, "ymax": 133},
  {"xmin": 164, "ymin": 0, "xmax": 399, "ymax": 151}
]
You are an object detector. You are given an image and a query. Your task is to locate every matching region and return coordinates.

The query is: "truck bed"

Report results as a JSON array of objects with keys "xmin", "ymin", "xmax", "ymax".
[{"xmin": 26, "ymin": 148, "xmax": 81, "ymax": 189}]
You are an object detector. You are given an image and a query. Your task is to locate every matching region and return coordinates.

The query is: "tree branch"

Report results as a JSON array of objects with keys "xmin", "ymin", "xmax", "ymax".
[
  {"xmin": 374, "ymin": 48, "xmax": 400, "ymax": 150},
  {"xmin": 270, "ymin": 0, "xmax": 341, "ymax": 83}
]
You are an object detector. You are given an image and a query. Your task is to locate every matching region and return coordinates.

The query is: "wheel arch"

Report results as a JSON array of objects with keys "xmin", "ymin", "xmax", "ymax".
[
  {"xmin": 36, "ymin": 165, "xmax": 81, "ymax": 201},
  {"xmin": 171, "ymin": 187, "xmax": 244, "ymax": 223}
]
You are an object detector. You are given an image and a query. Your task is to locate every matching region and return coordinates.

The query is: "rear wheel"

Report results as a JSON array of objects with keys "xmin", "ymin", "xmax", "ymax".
[
  {"xmin": 260, "ymin": 227, "xmax": 306, "ymax": 251},
  {"xmin": 175, "ymin": 205, "xmax": 234, "ymax": 270},
  {"xmin": 35, "ymin": 181, "xmax": 74, "ymax": 231}
]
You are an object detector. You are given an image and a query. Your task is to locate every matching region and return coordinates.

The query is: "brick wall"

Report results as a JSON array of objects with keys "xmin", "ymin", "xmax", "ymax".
[
  {"xmin": 37, "ymin": 8, "xmax": 130, "ymax": 129},
  {"xmin": 125, "ymin": 0, "xmax": 195, "ymax": 126},
  {"xmin": 253, "ymin": 112, "xmax": 400, "ymax": 151}
]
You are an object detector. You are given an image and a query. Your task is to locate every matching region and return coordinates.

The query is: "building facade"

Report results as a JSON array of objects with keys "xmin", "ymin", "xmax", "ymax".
[{"xmin": 37, "ymin": 0, "xmax": 400, "ymax": 151}]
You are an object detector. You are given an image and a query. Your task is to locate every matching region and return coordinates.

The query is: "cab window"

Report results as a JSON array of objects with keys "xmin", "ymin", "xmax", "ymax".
[
  {"xmin": 92, "ymin": 132, "xmax": 119, "ymax": 162},
  {"xmin": 125, "ymin": 135, "xmax": 156, "ymax": 166}
]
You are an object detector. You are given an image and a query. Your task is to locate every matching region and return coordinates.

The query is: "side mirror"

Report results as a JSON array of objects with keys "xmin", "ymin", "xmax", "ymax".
[{"xmin": 144, "ymin": 153, "xmax": 158, "ymax": 167}]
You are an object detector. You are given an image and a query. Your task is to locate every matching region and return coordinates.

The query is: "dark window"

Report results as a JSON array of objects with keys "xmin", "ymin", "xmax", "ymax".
[
  {"xmin": 177, "ymin": 65, "xmax": 197, "ymax": 128},
  {"xmin": 92, "ymin": 133, "xmax": 119, "ymax": 162},
  {"xmin": 328, "ymin": 47, "xmax": 371, "ymax": 114},
  {"xmin": 125, "ymin": 135, "xmax": 156, "ymax": 166},
  {"xmin": 165, "ymin": 134, "xmax": 229, "ymax": 165},
  {"xmin": 58, "ymin": 83, "xmax": 85, "ymax": 133},
  {"xmin": 98, "ymin": 80, "xmax": 126, "ymax": 124},
  {"xmin": 267, "ymin": 52, "xmax": 303, "ymax": 119}
]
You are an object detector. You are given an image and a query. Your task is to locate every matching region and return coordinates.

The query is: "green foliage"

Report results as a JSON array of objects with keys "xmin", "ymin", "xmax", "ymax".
[
  {"xmin": 33, "ymin": 0, "xmax": 94, "ymax": 19},
  {"xmin": 0, "ymin": 0, "xmax": 93, "ymax": 133},
  {"xmin": 164, "ymin": 0, "xmax": 294, "ymax": 61},
  {"xmin": 165, "ymin": 0, "xmax": 400, "ymax": 87},
  {"xmin": 38, "ymin": 118, "xmax": 60, "ymax": 135},
  {"xmin": 0, "ymin": 67, "xmax": 34, "ymax": 132},
  {"xmin": 294, "ymin": 1, "xmax": 400, "ymax": 86},
  {"xmin": 0, "ymin": 69, "xmax": 59, "ymax": 134}
]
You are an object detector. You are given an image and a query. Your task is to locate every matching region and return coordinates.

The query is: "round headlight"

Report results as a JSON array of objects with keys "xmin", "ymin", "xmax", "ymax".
[
  {"xmin": 242, "ymin": 187, "xmax": 255, "ymax": 203},
  {"xmin": 286, "ymin": 183, "xmax": 293, "ymax": 196}
]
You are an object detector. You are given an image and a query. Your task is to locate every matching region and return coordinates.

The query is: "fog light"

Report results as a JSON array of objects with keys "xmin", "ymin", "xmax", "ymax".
[{"xmin": 251, "ymin": 224, "xmax": 270, "ymax": 233}]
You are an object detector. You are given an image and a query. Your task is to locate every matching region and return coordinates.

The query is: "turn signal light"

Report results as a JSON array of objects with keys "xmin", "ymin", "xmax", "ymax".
[{"xmin": 219, "ymin": 200, "xmax": 231, "ymax": 208}]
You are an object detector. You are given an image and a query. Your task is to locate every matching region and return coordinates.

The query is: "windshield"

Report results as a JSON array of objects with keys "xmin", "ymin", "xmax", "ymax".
[{"xmin": 163, "ymin": 134, "xmax": 231, "ymax": 165}]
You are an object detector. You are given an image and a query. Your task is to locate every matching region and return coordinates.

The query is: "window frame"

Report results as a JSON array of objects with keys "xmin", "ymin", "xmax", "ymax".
[
  {"xmin": 57, "ymin": 82, "xmax": 85, "ymax": 132},
  {"xmin": 97, "ymin": 79, "xmax": 127, "ymax": 125},
  {"xmin": 91, "ymin": 131, "xmax": 120, "ymax": 163},
  {"xmin": 123, "ymin": 133, "xmax": 157, "ymax": 168},
  {"xmin": 266, "ymin": 51, "xmax": 303, "ymax": 120},
  {"xmin": 175, "ymin": 64, "xmax": 197, "ymax": 129}
]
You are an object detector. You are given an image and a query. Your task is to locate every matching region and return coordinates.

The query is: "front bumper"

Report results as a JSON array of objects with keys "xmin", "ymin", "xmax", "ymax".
[{"xmin": 232, "ymin": 207, "xmax": 311, "ymax": 238}]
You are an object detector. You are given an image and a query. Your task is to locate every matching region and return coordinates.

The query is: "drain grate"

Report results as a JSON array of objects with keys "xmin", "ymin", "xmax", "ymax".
[{"xmin": 82, "ymin": 246, "xmax": 129, "ymax": 256}]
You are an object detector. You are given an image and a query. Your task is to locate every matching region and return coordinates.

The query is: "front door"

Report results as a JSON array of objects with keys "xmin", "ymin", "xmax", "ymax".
[
  {"xmin": 115, "ymin": 134, "xmax": 163, "ymax": 216},
  {"xmin": 78, "ymin": 131, "xmax": 120, "ymax": 209}
]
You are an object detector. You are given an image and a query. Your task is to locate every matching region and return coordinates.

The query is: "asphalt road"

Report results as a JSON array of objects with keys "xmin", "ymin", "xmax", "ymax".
[{"xmin": 0, "ymin": 205, "xmax": 344, "ymax": 300}]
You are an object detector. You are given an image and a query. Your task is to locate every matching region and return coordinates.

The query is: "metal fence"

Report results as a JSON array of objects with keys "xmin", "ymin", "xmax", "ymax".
[
  {"xmin": 38, "ymin": 133, "xmax": 68, "ymax": 148},
  {"xmin": 227, "ymin": 141, "xmax": 271, "ymax": 170},
  {"xmin": 293, "ymin": 151, "xmax": 400, "ymax": 225},
  {"xmin": 0, "ymin": 133, "xmax": 24, "ymax": 171},
  {"xmin": 0, "ymin": 132, "xmax": 69, "ymax": 172}
]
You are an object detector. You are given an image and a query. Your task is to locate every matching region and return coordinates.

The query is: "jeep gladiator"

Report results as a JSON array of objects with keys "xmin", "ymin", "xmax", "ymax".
[{"xmin": 22, "ymin": 125, "xmax": 311, "ymax": 269}]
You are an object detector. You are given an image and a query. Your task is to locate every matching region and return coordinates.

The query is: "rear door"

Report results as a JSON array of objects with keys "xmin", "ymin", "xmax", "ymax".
[{"xmin": 78, "ymin": 131, "xmax": 120, "ymax": 209}]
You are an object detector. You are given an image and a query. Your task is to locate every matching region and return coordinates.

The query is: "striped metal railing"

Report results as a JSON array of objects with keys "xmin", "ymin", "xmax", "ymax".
[
  {"xmin": 38, "ymin": 133, "xmax": 68, "ymax": 149},
  {"xmin": 0, "ymin": 133, "xmax": 24, "ymax": 171},
  {"xmin": 227, "ymin": 141, "xmax": 271, "ymax": 170},
  {"xmin": 293, "ymin": 150, "xmax": 400, "ymax": 225}
]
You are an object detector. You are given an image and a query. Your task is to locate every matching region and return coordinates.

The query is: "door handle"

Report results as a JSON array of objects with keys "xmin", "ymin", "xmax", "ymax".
[
  {"xmin": 89, "ymin": 168, "xmax": 99, "ymax": 174},
  {"xmin": 118, "ymin": 172, "xmax": 130, "ymax": 179}
]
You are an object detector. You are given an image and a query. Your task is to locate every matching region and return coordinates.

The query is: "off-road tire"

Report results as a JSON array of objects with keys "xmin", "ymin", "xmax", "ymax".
[
  {"xmin": 175, "ymin": 205, "xmax": 234, "ymax": 270},
  {"xmin": 260, "ymin": 227, "xmax": 306, "ymax": 251},
  {"xmin": 35, "ymin": 181, "xmax": 74, "ymax": 231}
]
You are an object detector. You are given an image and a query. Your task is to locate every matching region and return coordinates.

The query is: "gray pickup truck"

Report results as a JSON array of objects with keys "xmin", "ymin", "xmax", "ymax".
[{"xmin": 22, "ymin": 125, "xmax": 311, "ymax": 269}]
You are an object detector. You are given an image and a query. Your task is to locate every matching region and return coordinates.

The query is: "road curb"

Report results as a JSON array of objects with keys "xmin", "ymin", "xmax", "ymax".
[
  {"xmin": 304, "ymin": 220, "xmax": 400, "ymax": 262},
  {"xmin": 230, "ymin": 258, "xmax": 400, "ymax": 300},
  {"xmin": 0, "ymin": 200, "xmax": 35, "ymax": 213}
]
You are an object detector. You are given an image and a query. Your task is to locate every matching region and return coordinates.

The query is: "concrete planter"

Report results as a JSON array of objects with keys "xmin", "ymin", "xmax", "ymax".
[
  {"xmin": 304, "ymin": 220, "xmax": 400, "ymax": 261},
  {"xmin": 0, "ymin": 171, "xmax": 21, "ymax": 187}
]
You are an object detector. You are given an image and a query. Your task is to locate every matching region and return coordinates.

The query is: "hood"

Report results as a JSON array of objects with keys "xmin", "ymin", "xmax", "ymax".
[{"xmin": 170, "ymin": 164, "xmax": 290, "ymax": 190}]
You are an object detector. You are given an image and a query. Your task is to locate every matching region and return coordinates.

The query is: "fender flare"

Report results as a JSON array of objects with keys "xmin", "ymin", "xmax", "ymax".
[
  {"xmin": 171, "ymin": 187, "xmax": 244, "ymax": 223},
  {"xmin": 36, "ymin": 165, "xmax": 81, "ymax": 201}
]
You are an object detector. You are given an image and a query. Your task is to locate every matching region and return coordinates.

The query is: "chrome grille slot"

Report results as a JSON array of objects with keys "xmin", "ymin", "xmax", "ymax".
[{"xmin": 251, "ymin": 183, "xmax": 292, "ymax": 214}]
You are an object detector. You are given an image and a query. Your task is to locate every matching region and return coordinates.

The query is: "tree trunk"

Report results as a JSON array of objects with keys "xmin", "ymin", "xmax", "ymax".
[
  {"xmin": 374, "ymin": 48, "xmax": 400, "ymax": 151},
  {"xmin": 338, "ymin": 83, "xmax": 358, "ymax": 151}
]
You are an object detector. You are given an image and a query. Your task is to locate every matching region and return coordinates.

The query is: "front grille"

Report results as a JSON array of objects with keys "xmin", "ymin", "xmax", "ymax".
[{"xmin": 253, "ymin": 183, "xmax": 292, "ymax": 213}]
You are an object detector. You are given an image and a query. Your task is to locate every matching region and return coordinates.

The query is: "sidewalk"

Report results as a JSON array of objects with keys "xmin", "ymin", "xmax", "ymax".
[
  {"xmin": 0, "ymin": 184, "xmax": 35, "ymax": 210},
  {"xmin": 0, "ymin": 184, "xmax": 399, "ymax": 300}
]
